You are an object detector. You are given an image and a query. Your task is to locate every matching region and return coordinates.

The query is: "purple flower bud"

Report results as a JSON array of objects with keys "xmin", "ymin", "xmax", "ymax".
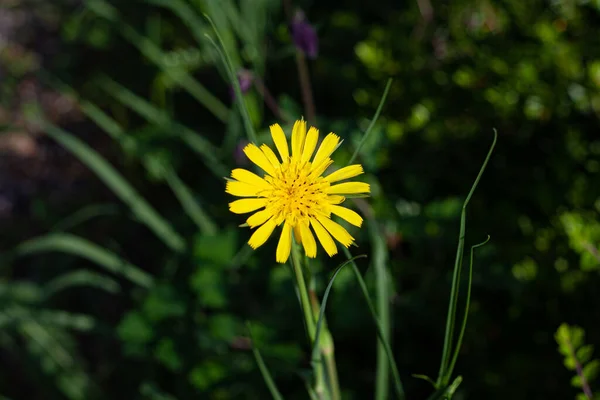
[
  {"xmin": 291, "ymin": 11, "xmax": 318, "ymax": 59},
  {"xmin": 229, "ymin": 69, "xmax": 254, "ymax": 100}
]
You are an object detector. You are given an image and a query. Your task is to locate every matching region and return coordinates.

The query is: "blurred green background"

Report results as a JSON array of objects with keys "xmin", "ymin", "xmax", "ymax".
[{"xmin": 2, "ymin": 0, "xmax": 600, "ymax": 399}]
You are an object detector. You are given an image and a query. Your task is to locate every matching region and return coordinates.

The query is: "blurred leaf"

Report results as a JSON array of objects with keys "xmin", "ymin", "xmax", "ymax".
[
  {"xmin": 118, "ymin": 311, "xmax": 154, "ymax": 344},
  {"xmin": 15, "ymin": 233, "xmax": 154, "ymax": 289}
]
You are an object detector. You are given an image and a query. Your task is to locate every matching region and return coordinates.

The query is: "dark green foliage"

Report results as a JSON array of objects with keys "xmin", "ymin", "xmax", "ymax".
[{"xmin": 2, "ymin": 0, "xmax": 600, "ymax": 399}]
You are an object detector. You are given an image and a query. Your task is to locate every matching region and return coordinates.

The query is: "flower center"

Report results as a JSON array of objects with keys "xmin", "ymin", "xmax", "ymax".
[{"xmin": 265, "ymin": 160, "xmax": 329, "ymax": 226}]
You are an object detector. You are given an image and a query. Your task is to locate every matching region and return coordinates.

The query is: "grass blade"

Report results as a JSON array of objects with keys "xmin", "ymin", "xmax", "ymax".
[
  {"xmin": 348, "ymin": 78, "xmax": 393, "ymax": 164},
  {"xmin": 342, "ymin": 247, "xmax": 405, "ymax": 400},
  {"xmin": 437, "ymin": 130, "xmax": 497, "ymax": 386},
  {"xmin": 14, "ymin": 233, "xmax": 154, "ymax": 289},
  {"xmin": 370, "ymin": 218, "xmax": 391, "ymax": 400},
  {"xmin": 38, "ymin": 119, "xmax": 185, "ymax": 252},
  {"xmin": 52, "ymin": 204, "xmax": 120, "ymax": 232},
  {"xmin": 246, "ymin": 323, "xmax": 284, "ymax": 400},
  {"xmin": 163, "ymin": 169, "xmax": 218, "ymax": 235},
  {"xmin": 95, "ymin": 75, "xmax": 227, "ymax": 177},
  {"xmin": 204, "ymin": 14, "xmax": 258, "ymax": 144},
  {"xmin": 85, "ymin": 0, "xmax": 229, "ymax": 121},
  {"xmin": 43, "ymin": 269, "xmax": 121, "ymax": 298},
  {"xmin": 69, "ymin": 92, "xmax": 221, "ymax": 232}
]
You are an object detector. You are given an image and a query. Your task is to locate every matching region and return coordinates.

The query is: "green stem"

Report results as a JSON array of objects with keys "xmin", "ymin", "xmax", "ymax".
[
  {"xmin": 372, "ymin": 218, "xmax": 390, "ymax": 400},
  {"xmin": 290, "ymin": 243, "xmax": 328, "ymax": 399},
  {"xmin": 324, "ymin": 350, "xmax": 341, "ymax": 400},
  {"xmin": 309, "ymin": 289, "xmax": 341, "ymax": 400}
]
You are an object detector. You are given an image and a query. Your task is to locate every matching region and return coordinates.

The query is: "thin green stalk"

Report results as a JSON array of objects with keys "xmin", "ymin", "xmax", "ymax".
[
  {"xmin": 349, "ymin": 78, "xmax": 393, "ymax": 164},
  {"xmin": 436, "ymin": 130, "xmax": 497, "ymax": 386},
  {"xmin": 342, "ymin": 247, "xmax": 405, "ymax": 400},
  {"xmin": 290, "ymin": 243, "xmax": 328, "ymax": 399},
  {"xmin": 324, "ymin": 352, "xmax": 340, "ymax": 400},
  {"xmin": 310, "ymin": 256, "xmax": 366, "ymax": 400},
  {"xmin": 446, "ymin": 237, "xmax": 490, "ymax": 380},
  {"xmin": 204, "ymin": 14, "xmax": 258, "ymax": 144},
  {"xmin": 309, "ymin": 292, "xmax": 340, "ymax": 400},
  {"xmin": 371, "ymin": 218, "xmax": 391, "ymax": 400},
  {"xmin": 247, "ymin": 323, "xmax": 284, "ymax": 400}
]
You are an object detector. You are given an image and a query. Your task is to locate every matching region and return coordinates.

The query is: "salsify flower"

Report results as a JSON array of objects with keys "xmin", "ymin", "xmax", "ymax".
[{"xmin": 226, "ymin": 119, "xmax": 370, "ymax": 263}]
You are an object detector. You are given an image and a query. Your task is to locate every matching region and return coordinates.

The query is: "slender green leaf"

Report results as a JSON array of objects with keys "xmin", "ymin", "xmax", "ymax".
[
  {"xmin": 14, "ymin": 233, "xmax": 154, "ymax": 288},
  {"xmin": 96, "ymin": 75, "xmax": 227, "ymax": 176},
  {"xmin": 342, "ymin": 247, "xmax": 405, "ymax": 400},
  {"xmin": 85, "ymin": 0, "xmax": 229, "ymax": 121},
  {"xmin": 43, "ymin": 269, "xmax": 121, "ymax": 297},
  {"xmin": 437, "ymin": 130, "xmax": 497, "ymax": 386},
  {"xmin": 164, "ymin": 169, "xmax": 218, "ymax": 235},
  {"xmin": 446, "ymin": 237, "xmax": 490, "ymax": 379},
  {"xmin": 204, "ymin": 14, "xmax": 257, "ymax": 143},
  {"xmin": 370, "ymin": 217, "xmax": 391, "ymax": 400},
  {"xmin": 52, "ymin": 204, "xmax": 120, "ymax": 232},
  {"xmin": 38, "ymin": 119, "xmax": 185, "ymax": 252},
  {"xmin": 310, "ymin": 255, "xmax": 367, "ymax": 365},
  {"xmin": 349, "ymin": 78, "xmax": 393, "ymax": 164},
  {"xmin": 247, "ymin": 323, "xmax": 284, "ymax": 400}
]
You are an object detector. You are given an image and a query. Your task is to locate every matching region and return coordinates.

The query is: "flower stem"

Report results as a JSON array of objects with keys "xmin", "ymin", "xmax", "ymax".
[
  {"xmin": 290, "ymin": 243, "xmax": 329, "ymax": 399},
  {"xmin": 309, "ymin": 289, "xmax": 341, "ymax": 400}
]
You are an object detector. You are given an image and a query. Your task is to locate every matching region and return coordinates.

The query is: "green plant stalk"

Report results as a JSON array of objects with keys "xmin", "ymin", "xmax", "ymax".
[
  {"xmin": 342, "ymin": 247, "xmax": 405, "ymax": 399},
  {"xmin": 371, "ymin": 218, "xmax": 391, "ymax": 400},
  {"xmin": 446, "ymin": 238, "xmax": 489, "ymax": 380},
  {"xmin": 436, "ymin": 130, "xmax": 497, "ymax": 386},
  {"xmin": 309, "ymin": 290, "xmax": 341, "ymax": 400},
  {"xmin": 349, "ymin": 78, "xmax": 393, "ymax": 164},
  {"xmin": 204, "ymin": 14, "xmax": 258, "ymax": 144},
  {"xmin": 290, "ymin": 243, "xmax": 328, "ymax": 399}
]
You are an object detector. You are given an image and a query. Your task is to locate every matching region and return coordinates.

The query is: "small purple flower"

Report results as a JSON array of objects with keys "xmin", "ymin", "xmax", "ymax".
[
  {"xmin": 291, "ymin": 11, "xmax": 318, "ymax": 59},
  {"xmin": 229, "ymin": 69, "xmax": 254, "ymax": 100}
]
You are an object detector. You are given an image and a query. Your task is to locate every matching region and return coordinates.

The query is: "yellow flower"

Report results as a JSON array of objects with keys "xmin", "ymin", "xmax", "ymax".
[{"xmin": 226, "ymin": 119, "xmax": 370, "ymax": 263}]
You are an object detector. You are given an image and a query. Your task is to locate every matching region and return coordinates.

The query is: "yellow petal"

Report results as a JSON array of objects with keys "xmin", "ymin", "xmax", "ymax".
[
  {"xmin": 229, "ymin": 199, "xmax": 267, "ymax": 214},
  {"xmin": 247, "ymin": 208, "xmax": 273, "ymax": 228},
  {"xmin": 243, "ymin": 143, "xmax": 276, "ymax": 176},
  {"xmin": 330, "ymin": 205, "xmax": 363, "ymax": 227},
  {"xmin": 231, "ymin": 168, "xmax": 271, "ymax": 189},
  {"xmin": 293, "ymin": 225, "xmax": 302, "ymax": 244},
  {"xmin": 291, "ymin": 119, "xmax": 306, "ymax": 157},
  {"xmin": 326, "ymin": 182, "xmax": 370, "ymax": 195},
  {"xmin": 261, "ymin": 144, "xmax": 281, "ymax": 169},
  {"xmin": 317, "ymin": 216, "xmax": 354, "ymax": 248},
  {"xmin": 312, "ymin": 133, "xmax": 340, "ymax": 168},
  {"xmin": 309, "ymin": 158, "xmax": 333, "ymax": 179},
  {"xmin": 226, "ymin": 181, "xmax": 260, "ymax": 197},
  {"xmin": 270, "ymin": 123, "xmax": 289, "ymax": 161},
  {"xmin": 301, "ymin": 127, "xmax": 319, "ymax": 164},
  {"xmin": 248, "ymin": 218, "xmax": 277, "ymax": 249},
  {"xmin": 300, "ymin": 222, "xmax": 317, "ymax": 258},
  {"xmin": 327, "ymin": 195, "xmax": 346, "ymax": 204},
  {"xmin": 276, "ymin": 223, "xmax": 293, "ymax": 263},
  {"xmin": 324, "ymin": 165, "xmax": 364, "ymax": 183},
  {"xmin": 310, "ymin": 218, "xmax": 338, "ymax": 257}
]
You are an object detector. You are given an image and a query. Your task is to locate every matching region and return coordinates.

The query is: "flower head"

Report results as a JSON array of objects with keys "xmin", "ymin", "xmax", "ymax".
[
  {"xmin": 226, "ymin": 120, "xmax": 370, "ymax": 263},
  {"xmin": 291, "ymin": 11, "xmax": 318, "ymax": 59}
]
